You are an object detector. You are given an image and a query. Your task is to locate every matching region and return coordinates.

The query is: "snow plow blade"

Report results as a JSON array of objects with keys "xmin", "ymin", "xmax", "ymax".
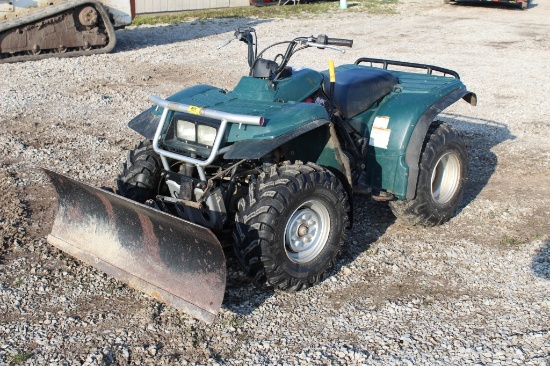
[{"xmin": 44, "ymin": 169, "xmax": 226, "ymax": 323}]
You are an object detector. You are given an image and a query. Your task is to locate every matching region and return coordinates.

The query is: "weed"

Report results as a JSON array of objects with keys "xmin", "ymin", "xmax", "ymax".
[
  {"xmin": 500, "ymin": 233, "xmax": 543, "ymax": 247},
  {"xmin": 500, "ymin": 235, "xmax": 523, "ymax": 247},
  {"xmin": 531, "ymin": 233, "xmax": 543, "ymax": 241},
  {"xmin": 8, "ymin": 352, "xmax": 33, "ymax": 366},
  {"xmin": 14, "ymin": 278, "xmax": 24, "ymax": 287},
  {"xmin": 227, "ymin": 315, "xmax": 245, "ymax": 328},
  {"xmin": 105, "ymin": 283, "xmax": 116, "ymax": 294}
]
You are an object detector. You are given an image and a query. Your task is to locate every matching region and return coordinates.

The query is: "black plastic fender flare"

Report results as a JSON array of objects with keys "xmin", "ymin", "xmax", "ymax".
[
  {"xmin": 404, "ymin": 89, "xmax": 477, "ymax": 199},
  {"xmin": 128, "ymin": 108, "xmax": 161, "ymax": 140}
]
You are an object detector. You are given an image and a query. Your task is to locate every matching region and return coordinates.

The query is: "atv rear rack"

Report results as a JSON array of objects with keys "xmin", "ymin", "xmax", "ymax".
[
  {"xmin": 150, "ymin": 96, "xmax": 263, "ymax": 177},
  {"xmin": 355, "ymin": 58, "xmax": 460, "ymax": 79}
]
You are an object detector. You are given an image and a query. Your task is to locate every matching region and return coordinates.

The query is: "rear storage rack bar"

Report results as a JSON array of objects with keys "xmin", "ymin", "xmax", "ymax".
[{"xmin": 355, "ymin": 57, "xmax": 460, "ymax": 79}]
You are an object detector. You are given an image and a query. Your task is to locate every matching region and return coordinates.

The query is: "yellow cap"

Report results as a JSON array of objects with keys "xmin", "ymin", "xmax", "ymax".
[{"xmin": 328, "ymin": 60, "xmax": 336, "ymax": 83}]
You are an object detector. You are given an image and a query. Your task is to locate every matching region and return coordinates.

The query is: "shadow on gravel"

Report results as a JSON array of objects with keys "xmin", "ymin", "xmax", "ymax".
[
  {"xmin": 447, "ymin": 1, "xmax": 537, "ymax": 10},
  {"xmin": 440, "ymin": 113, "xmax": 516, "ymax": 214},
  {"xmin": 339, "ymin": 197, "xmax": 395, "ymax": 266},
  {"xmin": 113, "ymin": 18, "xmax": 272, "ymax": 53},
  {"xmin": 532, "ymin": 241, "xmax": 550, "ymax": 280},
  {"xmin": 222, "ymin": 254, "xmax": 274, "ymax": 316},
  {"xmin": 221, "ymin": 196, "xmax": 395, "ymax": 316}
]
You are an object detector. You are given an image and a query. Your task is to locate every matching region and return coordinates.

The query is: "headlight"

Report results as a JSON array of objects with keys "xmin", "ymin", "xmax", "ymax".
[
  {"xmin": 176, "ymin": 120, "xmax": 196, "ymax": 142},
  {"xmin": 164, "ymin": 113, "xmax": 220, "ymax": 154},
  {"xmin": 197, "ymin": 125, "xmax": 217, "ymax": 146}
]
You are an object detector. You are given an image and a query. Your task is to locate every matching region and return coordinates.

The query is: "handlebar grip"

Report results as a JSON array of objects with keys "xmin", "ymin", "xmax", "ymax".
[{"xmin": 326, "ymin": 38, "xmax": 353, "ymax": 48}]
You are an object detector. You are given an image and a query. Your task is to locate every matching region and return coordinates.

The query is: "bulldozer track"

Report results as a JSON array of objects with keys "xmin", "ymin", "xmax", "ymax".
[{"xmin": 0, "ymin": 0, "xmax": 116, "ymax": 63}]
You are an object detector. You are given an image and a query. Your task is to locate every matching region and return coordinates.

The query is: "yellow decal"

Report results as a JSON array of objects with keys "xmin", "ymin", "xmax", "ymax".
[
  {"xmin": 187, "ymin": 105, "xmax": 202, "ymax": 115},
  {"xmin": 328, "ymin": 60, "xmax": 336, "ymax": 83}
]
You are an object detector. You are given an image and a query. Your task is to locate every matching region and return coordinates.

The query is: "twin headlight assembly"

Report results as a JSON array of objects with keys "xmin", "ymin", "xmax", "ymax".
[
  {"xmin": 177, "ymin": 119, "xmax": 218, "ymax": 147},
  {"xmin": 161, "ymin": 113, "xmax": 221, "ymax": 157}
]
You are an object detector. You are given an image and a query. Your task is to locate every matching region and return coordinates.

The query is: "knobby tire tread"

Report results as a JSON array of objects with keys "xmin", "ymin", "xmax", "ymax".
[
  {"xmin": 117, "ymin": 140, "xmax": 162, "ymax": 203},
  {"xmin": 233, "ymin": 162, "xmax": 349, "ymax": 292}
]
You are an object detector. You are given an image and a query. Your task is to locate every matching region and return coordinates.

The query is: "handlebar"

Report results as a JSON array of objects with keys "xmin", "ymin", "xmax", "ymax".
[
  {"xmin": 326, "ymin": 37, "xmax": 353, "ymax": 48},
  {"xmin": 218, "ymin": 28, "xmax": 354, "ymax": 80},
  {"xmin": 304, "ymin": 42, "xmax": 346, "ymax": 53},
  {"xmin": 312, "ymin": 35, "xmax": 353, "ymax": 48}
]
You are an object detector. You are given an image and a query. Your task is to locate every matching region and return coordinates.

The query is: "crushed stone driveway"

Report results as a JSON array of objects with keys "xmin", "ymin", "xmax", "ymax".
[{"xmin": 1, "ymin": 0, "xmax": 549, "ymax": 364}]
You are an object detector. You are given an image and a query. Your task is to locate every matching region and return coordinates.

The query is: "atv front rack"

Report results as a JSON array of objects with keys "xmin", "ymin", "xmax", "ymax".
[
  {"xmin": 355, "ymin": 58, "xmax": 460, "ymax": 79},
  {"xmin": 150, "ymin": 96, "xmax": 263, "ymax": 179}
]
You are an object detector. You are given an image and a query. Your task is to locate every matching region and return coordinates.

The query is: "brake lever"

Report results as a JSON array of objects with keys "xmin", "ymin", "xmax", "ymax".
[
  {"xmin": 217, "ymin": 37, "xmax": 235, "ymax": 50},
  {"xmin": 304, "ymin": 42, "xmax": 346, "ymax": 53}
]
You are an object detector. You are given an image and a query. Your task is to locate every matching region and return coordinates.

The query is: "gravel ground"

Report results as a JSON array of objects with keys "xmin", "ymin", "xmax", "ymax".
[{"xmin": 1, "ymin": 0, "xmax": 550, "ymax": 364}]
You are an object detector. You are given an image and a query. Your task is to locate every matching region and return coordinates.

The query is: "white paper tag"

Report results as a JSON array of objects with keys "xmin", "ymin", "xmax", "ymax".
[
  {"xmin": 373, "ymin": 116, "xmax": 390, "ymax": 129},
  {"xmin": 369, "ymin": 116, "xmax": 391, "ymax": 149}
]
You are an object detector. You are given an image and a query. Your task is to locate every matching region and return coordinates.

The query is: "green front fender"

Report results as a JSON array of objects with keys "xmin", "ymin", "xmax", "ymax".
[{"xmin": 128, "ymin": 83, "xmax": 329, "ymax": 143}]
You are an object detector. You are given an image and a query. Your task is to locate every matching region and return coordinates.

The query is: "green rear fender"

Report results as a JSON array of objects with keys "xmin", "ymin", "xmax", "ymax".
[{"xmin": 357, "ymin": 87, "xmax": 475, "ymax": 199}]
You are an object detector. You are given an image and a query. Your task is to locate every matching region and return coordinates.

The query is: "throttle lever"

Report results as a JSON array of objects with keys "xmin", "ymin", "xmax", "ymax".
[{"xmin": 305, "ymin": 42, "xmax": 346, "ymax": 53}]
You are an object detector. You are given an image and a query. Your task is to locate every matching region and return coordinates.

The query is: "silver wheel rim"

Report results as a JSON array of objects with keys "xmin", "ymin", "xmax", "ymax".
[
  {"xmin": 284, "ymin": 200, "xmax": 331, "ymax": 263},
  {"xmin": 431, "ymin": 151, "xmax": 461, "ymax": 204}
]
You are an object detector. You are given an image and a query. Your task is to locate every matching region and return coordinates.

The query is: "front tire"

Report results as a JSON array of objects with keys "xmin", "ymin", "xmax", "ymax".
[
  {"xmin": 116, "ymin": 140, "xmax": 162, "ymax": 202},
  {"xmin": 233, "ymin": 162, "xmax": 349, "ymax": 291},
  {"xmin": 390, "ymin": 121, "xmax": 468, "ymax": 226}
]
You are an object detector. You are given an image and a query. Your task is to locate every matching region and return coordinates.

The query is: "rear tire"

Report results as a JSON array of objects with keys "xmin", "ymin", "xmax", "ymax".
[
  {"xmin": 389, "ymin": 121, "xmax": 468, "ymax": 226},
  {"xmin": 233, "ymin": 162, "xmax": 349, "ymax": 291},
  {"xmin": 117, "ymin": 140, "xmax": 162, "ymax": 203}
]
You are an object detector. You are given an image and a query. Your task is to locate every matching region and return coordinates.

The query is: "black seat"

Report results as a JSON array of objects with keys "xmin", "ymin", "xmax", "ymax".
[{"xmin": 323, "ymin": 67, "xmax": 398, "ymax": 119}]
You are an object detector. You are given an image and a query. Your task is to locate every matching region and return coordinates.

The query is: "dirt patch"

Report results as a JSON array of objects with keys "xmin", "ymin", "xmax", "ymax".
[{"xmin": 325, "ymin": 273, "xmax": 473, "ymax": 310}]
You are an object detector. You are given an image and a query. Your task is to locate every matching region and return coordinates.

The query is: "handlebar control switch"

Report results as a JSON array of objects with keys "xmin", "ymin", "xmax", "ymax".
[
  {"xmin": 252, "ymin": 58, "xmax": 279, "ymax": 79},
  {"xmin": 316, "ymin": 34, "xmax": 329, "ymax": 45}
]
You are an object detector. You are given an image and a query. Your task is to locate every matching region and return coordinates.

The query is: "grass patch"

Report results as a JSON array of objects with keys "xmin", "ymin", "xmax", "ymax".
[
  {"xmin": 132, "ymin": 0, "xmax": 397, "ymax": 26},
  {"xmin": 500, "ymin": 233, "xmax": 543, "ymax": 247},
  {"xmin": 8, "ymin": 352, "xmax": 33, "ymax": 366}
]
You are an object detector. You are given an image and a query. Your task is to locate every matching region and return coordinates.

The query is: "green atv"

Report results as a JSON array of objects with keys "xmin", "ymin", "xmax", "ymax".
[{"xmin": 45, "ymin": 27, "xmax": 476, "ymax": 322}]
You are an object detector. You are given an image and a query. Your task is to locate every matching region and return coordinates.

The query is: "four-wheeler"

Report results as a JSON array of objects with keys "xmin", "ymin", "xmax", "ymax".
[
  {"xmin": 0, "ymin": 0, "xmax": 134, "ymax": 63},
  {"xmin": 444, "ymin": 0, "xmax": 530, "ymax": 10},
  {"xmin": 45, "ymin": 28, "xmax": 476, "ymax": 323}
]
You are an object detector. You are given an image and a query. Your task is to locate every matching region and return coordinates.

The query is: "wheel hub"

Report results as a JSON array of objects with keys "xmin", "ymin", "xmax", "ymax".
[
  {"xmin": 431, "ymin": 151, "xmax": 461, "ymax": 204},
  {"xmin": 79, "ymin": 6, "xmax": 98, "ymax": 27},
  {"xmin": 297, "ymin": 224, "xmax": 309, "ymax": 237},
  {"xmin": 284, "ymin": 201, "xmax": 330, "ymax": 263}
]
